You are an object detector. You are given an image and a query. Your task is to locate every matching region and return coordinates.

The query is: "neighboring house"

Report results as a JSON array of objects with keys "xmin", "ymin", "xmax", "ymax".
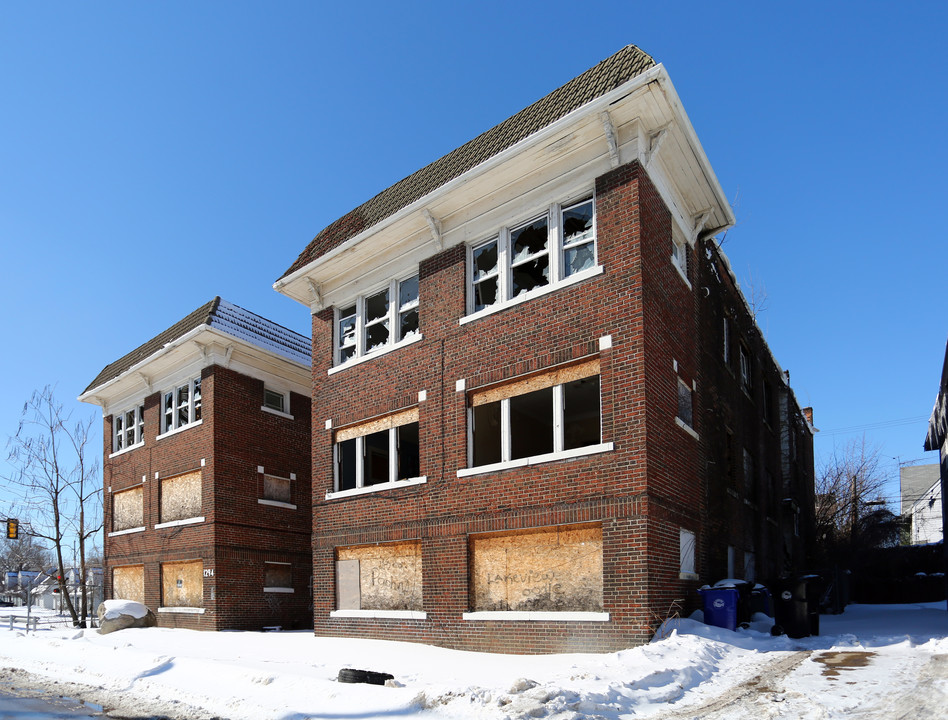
[
  {"xmin": 274, "ymin": 45, "xmax": 816, "ymax": 653},
  {"xmin": 31, "ymin": 567, "xmax": 104, "ymax": 614},
  {"xmin": 80, "ymin": 298, "xmax": 313, "ymax": 630},
  {"xmin": 901, "ymin": 464, "xmax": 943, "ymax": 545},
  {"xmin": 924, "ymin": 338, "xmax": 948, "ymax": 591}
]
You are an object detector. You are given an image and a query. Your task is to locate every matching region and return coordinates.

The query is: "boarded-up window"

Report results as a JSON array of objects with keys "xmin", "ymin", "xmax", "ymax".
[
  {"xmin": 112, "ymin": 565, "xmax": 145, "ymax": 605},
  {"xmin": 112, "ymin": 487, "xmax": 143, "ymax": 532},
  {"xmin": 263, "ymin": 475, "xmax": 292, "ymax": 504},
  {"xmin": 160, "ymin": 471, "xmax": 202, "ymax": 523},
  {"xmin": 264, "ymin": 562, "xmax": 293, "ymax": 590},
  {"xmin": 336, "ymin": 541, "xmax": 422, "ymax": 611},
  {"xmin": 161, "ymin": 560, "xmax": 203, "ymax": 608},
  {"xmin": 470, "ymin": 525, "xmax": 603, "ymax": 612}
]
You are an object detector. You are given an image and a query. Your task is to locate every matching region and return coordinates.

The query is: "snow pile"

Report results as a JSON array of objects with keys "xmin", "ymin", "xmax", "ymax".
[
  {"xmin": 0, "ymin": 603, "xmax": 945, "ymax": 719},
  {"xmin": 99, "ymin": 599, "xmax": 148, "ymax": 620}
]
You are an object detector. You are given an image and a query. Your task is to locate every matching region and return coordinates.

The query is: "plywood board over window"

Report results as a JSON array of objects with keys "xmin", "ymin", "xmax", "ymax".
[
  {"xmin": 336, "ymin": 541, "xmax": 422, "ymax": 611},
  {"xmin": 263, "ymin": 474, "xmax": 292, "ymax": 504},
  {"xmin": 112, "ymin": 565, "xmax": 145, "ymax": 605},
  {"xmin": 470, "ymin": 524, "xmax": 603, "ymax": 612},
  {"xmin": 160, "ymin": 470, "xmax": 201, "ymax": 523},
  {"xmin": 112, "ymin": 486, "xmax": 143, "ymax": 531},
  {"xmin": 161, "ymin": 560, "xmax": 203, "ymax": 608}
]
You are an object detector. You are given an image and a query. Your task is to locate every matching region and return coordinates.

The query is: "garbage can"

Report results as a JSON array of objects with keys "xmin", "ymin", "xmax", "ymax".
[
  {"xmin": 700, "ymin": 586, "xmax": 739, "ymax": 631},
  {"xmin": 750, "ymin": 584, "xmax": 772, "ymax": 617},
  {"xmin": 713, "ymin": 579, "xmax": 753, "ymax": 625},
  {"xmin": 773, "ymin": 577, "xmax": 809, "ymax": 638}
]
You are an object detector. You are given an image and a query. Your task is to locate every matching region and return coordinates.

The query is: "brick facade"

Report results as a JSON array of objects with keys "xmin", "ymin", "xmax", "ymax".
[{"xmin": 304, "ymin": 160, "xmax": 815, "ymax": 653}]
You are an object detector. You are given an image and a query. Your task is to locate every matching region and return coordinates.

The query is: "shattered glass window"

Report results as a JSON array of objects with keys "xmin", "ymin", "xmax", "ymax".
[
  {"xmin": 363, "ymin": 289, "xmax": 391, "ymax": 352},
  {"xmin": 472, "ymin": 239, "xmax": 499, "ymax": 312},
  {"xmin": 677, "ymin": 379, "xmax": 693, "ymax": 428},
  {"xmin": 398, "ymin": 276, "xmax": 419, "ymax": 341},
  {"xmin": 338, "ymin": 304, "xmax": 357, "ymax": 362},
  {"xmin": 510, "ymin": 216, "xmax": 549, "ymax": 297},
  {"xmin": 562, "ymin": 199, "xmax": 595, "ymax": 277}
]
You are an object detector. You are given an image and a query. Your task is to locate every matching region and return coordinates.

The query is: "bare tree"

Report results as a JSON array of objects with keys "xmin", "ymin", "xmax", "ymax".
[
  {"xmin": 0, "ymin": 532, "xmax": 52, "ymax": 572},
  {"xmin": 815, "ymin": 438, "xmax": 897, "ymax": 563},
  {"xmin": 4, "ymin": 387, "xmax": 101, "ymax": 626}
]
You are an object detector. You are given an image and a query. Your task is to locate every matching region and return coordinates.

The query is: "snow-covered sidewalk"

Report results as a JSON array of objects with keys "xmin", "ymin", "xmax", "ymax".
[{"xmin": 0, "ymin": 603, "xmax": 945, "ymax": 719}]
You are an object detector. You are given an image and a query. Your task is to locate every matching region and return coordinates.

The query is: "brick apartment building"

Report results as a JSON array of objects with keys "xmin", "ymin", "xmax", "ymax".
[
  {"xmin": 80, "ymin": 298, "xmax": 313, "ymax": 630},
  {"xmin": 274, "ymin": 45, "xmax": 816, "ymax": 653}
]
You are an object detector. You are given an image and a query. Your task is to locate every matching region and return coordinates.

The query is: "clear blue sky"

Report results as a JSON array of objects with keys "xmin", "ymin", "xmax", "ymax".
[{"xmin": 2, "ymin": 1, "xmax": 945, "ymax": 512}]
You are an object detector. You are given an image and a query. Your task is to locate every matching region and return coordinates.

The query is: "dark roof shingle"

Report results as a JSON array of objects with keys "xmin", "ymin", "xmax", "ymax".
[
  {"xmin": 279, "ymin": 44, "xmax": 656, "ymax": 280},
  {"xmin": 82, "ymin": 298, "xmax": 310, "ymax": 395}
]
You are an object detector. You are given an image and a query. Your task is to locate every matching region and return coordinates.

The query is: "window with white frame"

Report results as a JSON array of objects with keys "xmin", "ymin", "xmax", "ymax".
[
  {"xmin": 739, "ymin": 345, "xmax": 752, "ymax": 393},
  {"xmin": 679, "ymin": 528, "xmax": 697, "ymax": 578},
  {"xmin": 469, "ymin": 360, "xmax": 602, "ymax": 469},
  {"xmin": 334, "ymin": 408, "xmax": 421, "ymax": 492},
  {"xmin": 469, "ymin": 197, "xmax": 596, "ymax": 314},
  {"xmin": 263, "ymin": 387, "xmax": 288, "ymax": 414},
  {"xmin": 336, "ymin": 275, "xmax": 419, "ymax": 365},
  {"xmin": 677, "ymin": 378, "xmax": 694, "ymax": 429},
  {"xmin": 113, "ymin": 404, "xmax": 145, "ymax": 452},
  {"xmin": 671, "ymin": 226, "xmax": 689, "ymax": 283},
  {"xmin": 161, "ymin": 377, "xmax": 201, "ymax": 434}
]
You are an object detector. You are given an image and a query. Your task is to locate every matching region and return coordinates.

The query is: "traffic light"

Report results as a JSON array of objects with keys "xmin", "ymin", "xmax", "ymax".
[{"xmin": 6, "ymin": 519, "xmax": 18, "ymax": 540}]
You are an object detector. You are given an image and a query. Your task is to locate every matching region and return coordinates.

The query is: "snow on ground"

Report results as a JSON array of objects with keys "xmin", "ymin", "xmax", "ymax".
[{"xmin": 0, "ymin": 603, "xmax": 946, "ymax": 719}]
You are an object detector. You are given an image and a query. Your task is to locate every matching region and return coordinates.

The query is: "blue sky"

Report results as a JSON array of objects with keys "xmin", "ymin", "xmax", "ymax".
[{"xmin": 1, "ymin": 1, "xmax": 945, "ymax": 513}]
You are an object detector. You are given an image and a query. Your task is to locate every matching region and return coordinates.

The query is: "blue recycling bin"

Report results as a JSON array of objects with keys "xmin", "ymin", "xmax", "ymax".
[{"xmin": 700, "ymin": 586, "xmax": 739, "ymax": 631}]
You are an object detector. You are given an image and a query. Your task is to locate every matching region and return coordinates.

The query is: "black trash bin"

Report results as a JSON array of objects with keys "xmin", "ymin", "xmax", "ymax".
[
  {"xmin": 750, "ymin": 584, "xmax": 772, "ymax": 617},
  {"xmin": 802, "ymin": 574, "xmax": 822, "ymax": 636},
  {"xmin": 773, "ymin": 577, "xmax": 809, "ymax": 638}
]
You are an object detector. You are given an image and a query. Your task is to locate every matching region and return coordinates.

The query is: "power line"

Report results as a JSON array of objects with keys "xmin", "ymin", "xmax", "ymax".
[{"xmin": 815, "ymin": 415, "xmax": 930, "ymax": 438}]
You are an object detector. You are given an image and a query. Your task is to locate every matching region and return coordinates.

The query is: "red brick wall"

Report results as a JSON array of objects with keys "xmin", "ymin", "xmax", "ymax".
[
  {"xmin": 308, "ymin": 160, "xmax": 709, "ymax": 652},
  {"xmin": 102, "ymin": 363, "xmax": 313, "ymax": 631}
]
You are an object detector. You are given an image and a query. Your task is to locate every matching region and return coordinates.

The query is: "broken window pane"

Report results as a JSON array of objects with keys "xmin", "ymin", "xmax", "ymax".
[
  {"xmin": 364, "ymin": 289, "xmax": 389, "ymax": 323},
  {"xmin": 137, "ymin": 405, "xmax": 144, "ymax": 441},
  {"xmin": 364, "ymin": 319, "xmax": 390, "ymax": 352},
  {"xmin": 562, "ymin": 200, "xmax": 594, "ymax": 246},
  {"xmin": 511, "ymin": 216, "xmax": 550, "ymax": 296},
  {"xmin": 363, "ymin": 430, "xmax": 390, "ymax": 486},
  {"xmin": 677, "ymin": 380, "xmax": 693, "ymax": 428},
  {"xmin": 473, "ymin": 276, "xmax": 498, "ymax": 312},
  {"xmin": 472, "ymin": 239, "xmax": 498, "ymax": 280},
  {"xmin": 114, "ymin": 414, "xmax": 125, "ymax": 450},
  {"xmin": 176, "ymin": 384, "xmax": 190, "ymax": 427},
  {"xmin": 338, "ymin": 304, "xmax": 357, "ymax": 362},
  {"xmin": 564, "ymin": 376, "xmax": 601, "ymax": 450},
  {"xmin": 564, "ymin": 242, "xmax": 595, "ymax": 276},
  {"xmin": 397, "ymin": 422, "xmax": 420, "ymax": 480},
  {"xmin": 472, "ymin": 402, "xmax": 502, "ymax": 466},
  {"xmin": 163, "ymin": 392, "xmax": 173, "ymax": 432},
  {"xmin": 337, "ymin": 438, "xmax": 357, "ymax": 491},
  {"xmin": 363, "ymin": 289, "xmax": 391, "ymax": 352},
  {"xmin": 510, "ymin": 387, "xmax": 554, "ymax": 460},
  {"xmin": 192, "ymin": 378, "xmax": 201, "ymax": 422},
  {"xmin": 398, "ymin": 276, "xmax": 420, "ymax": 341}
]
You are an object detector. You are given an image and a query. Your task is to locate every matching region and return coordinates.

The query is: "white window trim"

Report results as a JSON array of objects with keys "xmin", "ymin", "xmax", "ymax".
[
  {"xmin": 326, "ymin": 475, "xmax": 426, "ymax": 501},
  {"xmin": 109, "ymin": 440, "xmax": 145, "ymax": 459},
  {"xmin": 158, "ymin": 377, "xmax": 202, "ymax": 437},
  {"xmin": 463, "ymin": 196, "xmax": 599, "ymax": 320},
  {"xmin": 108, "ymin": 526, "xmax": 145, "ymax": 538},
  {"xmin": 462, "ymin": 611, "xmax": 610, "ymax": 622},
  {"xmin": 671, "ymin": 229, "xmax": 692, "ymax": 290},
  {"xmin": 458, "ymin": 443, "xmax": 613, "ymax": 478},
  {"xmin": 154, "ymin": 516, "xmax": 205, "ymax": 530},
  {"xmin": 460, "ymin": 265, "xmax": 603, "ymax": 325},
  {"xmin": 155, "ymin": 418, "xmax": 203, "ymax": 441},
  {"xmin": 675, "ymin": 417, "xmax": 699, "ymax": 441},
  {"xmin": 158, "ymin": 606, "xmax": 205, "ymax": 614},
  {"xmin": 112, "ymin": 404, "xmax": 145, "ymax": 454},
  {"xmin": 264, "ymin": 587, "xmax": 295, "ymax": 594},
  {"xmin": 333, "ymin": 417, "xmax": 422, "ymax": 493},
  {"xmin": 330, "ymin": 609, "xmax": 427, "ymax": 620},
  {"xmin": 257, "ymin": 498, "xmax": 297, "ymax": 510},
  {"xmin": 333, "ymin": 274, "xmax": 420, "ymax": 367},
  {"xmin": 328, "ymin": 332, "xmax": 423, "ymax": 375}
]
